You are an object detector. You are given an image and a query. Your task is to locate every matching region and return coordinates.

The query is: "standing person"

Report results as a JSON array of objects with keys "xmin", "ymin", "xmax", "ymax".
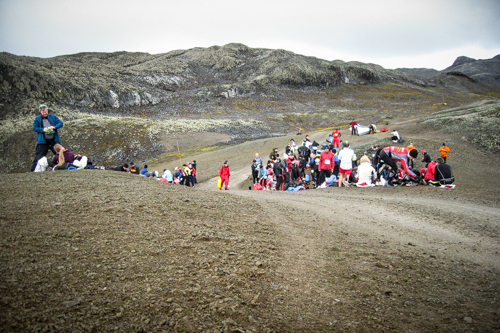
[
  {"xmin": 290, "ymin": 139, "xmax": 298, "ymax": 155},
  {"xmin": 421, "ymin": 150, "xmax": 432, "ymax": 167},
  {"xmin": 191, "ymin": 160, "xmax": 197, "ymax": 183},
  {"xmin": 302, "ymin": 135, "xmax": 311, "ymax": 147},
  {"xmin": 269, "ymin": 148, "xmax": 279, "ymax": 160},
  {"xmin": 374, "ymin": 146, "xmax": 419, "ymax": 186},
  {"xmin": 31, "ymin": 104, "xmax": 64, "ymax": 172},
  {"xmin": 219, "ymin": 161, "xmax": 231, "ymax": 190},
  {"xmin": 438, "ymin": 143, "xmax": 451, "ymax": 163},
  {"xmin": 331, "ymin": 129, "xmax": 341, "ymax": 149},
  {"xmin": 350, "ymin": 120, "xmax": 357, "ymax": 135},
  {"xmin": 407, "ymin": 143, "xmax": 416, "ymax": 168},
  {"xmin": 337, "ymin": 141, "xmax": 355, "ymax": 187},
  {"xmin": 317, "ymin": 146, "xmax": 334, "ymax": 188},
  {"xmin": 251, "ymin": 160, "xmax": 259, "ymax": 184},
  {"xmin": 254, "ymin": 153, "xmax": 263, "ymax": 169}
]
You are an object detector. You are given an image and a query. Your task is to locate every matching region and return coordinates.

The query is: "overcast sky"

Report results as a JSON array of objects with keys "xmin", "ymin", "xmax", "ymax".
[{"xmin": 1, "ymin": 0, "xmax": 499, "ymax": 70}]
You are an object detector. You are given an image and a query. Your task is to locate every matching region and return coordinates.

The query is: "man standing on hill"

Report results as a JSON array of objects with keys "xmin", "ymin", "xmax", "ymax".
[
  {"xmin": 350, "ymin": 120, "xmax": 357, "ymax": 135},
  {"xmin": 331, "ymin": 129, "xmax": 341, "ymax": 149},
  {"xmin": 439, "ymin": 143, "xmax": 451, "ymax": 163},
  {"xmin": 31, "ymin": 104, "xmax": 64, "ymax": 172},
  {"xmin": 219, "ymin": 161, "xmax": 231, "ymax": 190}
]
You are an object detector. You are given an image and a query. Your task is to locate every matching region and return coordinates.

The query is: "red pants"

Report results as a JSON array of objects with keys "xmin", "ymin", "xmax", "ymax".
[
  {"xmin": 332, "ymin": 137, "xmax": 340, "ymax": 148},
  {"xmin": 220, "ymin": 176, "xmax": 229, "ymax": 189}
]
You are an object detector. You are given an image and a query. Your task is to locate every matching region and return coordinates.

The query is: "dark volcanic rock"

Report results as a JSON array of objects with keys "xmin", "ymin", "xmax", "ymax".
[{"xmin": 442, "ymin": 55, "xmax": 500, "ymax": 87}]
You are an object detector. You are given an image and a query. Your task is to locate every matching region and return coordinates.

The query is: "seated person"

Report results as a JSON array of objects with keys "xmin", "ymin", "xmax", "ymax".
[
  {"xmin": 129, "ymin": 162, "xmax": 139, "ymax": 174},
  {"xmin": 72, "ymin": 154, "xmax": 88, "ymax": 169},
  {"xmin": 162, "ymin": 169, "xmax": 173, "ymax": 182},
  {"xmin": 420, "ymin": 160, "xmax": 436, "ymax": 185},
  {"xmin": 428, "ymin": 157, "xmax": 454, "ymax": 186},
  {"xmin": 356, "ymin": 155, "xmax": 376, "ymax": 187},
  {"xmin": 51, "ymin": 144, "xmax": 78, "ymax": 170}
]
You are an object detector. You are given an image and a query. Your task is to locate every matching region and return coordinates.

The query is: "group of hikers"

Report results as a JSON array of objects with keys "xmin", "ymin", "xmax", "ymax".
[
  {"xmin": 112, "ymin": 161, "xmax": 198, "ymax": 186},
  {"xmin": 31, "ymin": 104, "xmax": 199, "ymax": 187},
  {"xmin": 250, "ymin": 131, "xmax": 454, "ymax": 191},
  {"xmin": 31, "ymin": 104, "xmax": 454, "ymax": 190}
]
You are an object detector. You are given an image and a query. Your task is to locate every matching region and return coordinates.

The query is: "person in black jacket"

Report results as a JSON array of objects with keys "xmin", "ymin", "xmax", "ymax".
[
  {"xmin": 113, "ymin": 163, "xmax": 129, "ymax": 171},
  {"xmin": 421, "ymin": 150, "xmax": 432, "ymax": 167},
  {"xmin": 434, "ymin": 157, "xmax": 454, "ymax": 184}
]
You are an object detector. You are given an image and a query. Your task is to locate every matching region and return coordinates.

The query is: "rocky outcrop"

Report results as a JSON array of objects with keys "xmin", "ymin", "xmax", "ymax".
[{"xmin": 398, "ymin": 55, "xmax": 500, "ymax": 88}]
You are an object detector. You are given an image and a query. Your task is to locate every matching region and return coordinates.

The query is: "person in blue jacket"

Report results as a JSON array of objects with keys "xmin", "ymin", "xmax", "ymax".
[{"xmin": 31, "ymin": 104, "xmax": 64, "ymax": 172}]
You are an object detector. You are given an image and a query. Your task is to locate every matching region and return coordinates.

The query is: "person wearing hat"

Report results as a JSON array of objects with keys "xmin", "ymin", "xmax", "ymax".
[
  {"xmin": 219, "ymin": 161, "xmax": 231, "ymax": 190},
  {"xmin": 31, "ymin": 104, "xmax": 64, "ymax": 172},
  {"xmin": 421, "ymin": 150, "xmax": 432, "ymax": 167},
  {"xmin": 191, "ymin": 160, "xmax": 197, "ymax": 183},
  {"xmin": 438, "ymin": 143, "xmax": 451, "ymax": 163},
  {"xmin": 374, "ymin": 146, "xmax": 419, "ymax": 187}
]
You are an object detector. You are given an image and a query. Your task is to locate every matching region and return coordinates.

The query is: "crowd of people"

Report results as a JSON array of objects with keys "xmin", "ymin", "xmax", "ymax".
[
  {"xmin": 31, "ymin": 104, "xmax": 454, "ymax": 190},
  {"xmin": 249, "ymin": 131, "xmax": 455, "ymax": 190}
]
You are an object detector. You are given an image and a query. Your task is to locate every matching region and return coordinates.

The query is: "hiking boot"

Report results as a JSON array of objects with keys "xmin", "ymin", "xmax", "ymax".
[
  {"xmin": 405, "ymin": 181, "xmax": 418, "ymax": 186},
  {"xmin": 342, "ymin": 180, "xmax": 350, "ymax": 187},
  {"xmin": 386, "ymin": 183, "xmax": 398, "ymax": 187}
]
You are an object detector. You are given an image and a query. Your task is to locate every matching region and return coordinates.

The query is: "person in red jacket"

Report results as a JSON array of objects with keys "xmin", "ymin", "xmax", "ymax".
[
  {"xmin": 420, "ymin": 160, "xmax": 436, "ymax": 185},
  {"xmin": 374, "ymin": 146, "xmax": 418, "ymax": 186},
  {"xmin": 350, "ymin": 120, "xmax": 357, "ymax": 135},
  {"xmin": 331, "ymin": 129, "xmax": 341, "ymax": 148},
  {"xmin": 219, "ymin": 160, "xmax": 231, "ymax": 190},
  {"xmin": 317, "ymin": 146, "xmax": 334, "ymax": 188}
]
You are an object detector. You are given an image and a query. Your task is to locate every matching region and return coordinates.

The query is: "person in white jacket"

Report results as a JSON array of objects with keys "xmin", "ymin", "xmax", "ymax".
[{"xmin": 356, "ymin": 155, "xmax": 376, "ymax": 187}]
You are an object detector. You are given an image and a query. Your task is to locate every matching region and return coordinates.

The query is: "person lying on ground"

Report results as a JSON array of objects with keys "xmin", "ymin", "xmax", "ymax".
[
  {"xmin": 141, "ymin": 164, "xmax": 158, "ymax": 178},
  {"xmin": 113, "ymin": 164, "xmax": 129, "ymax": 171}
]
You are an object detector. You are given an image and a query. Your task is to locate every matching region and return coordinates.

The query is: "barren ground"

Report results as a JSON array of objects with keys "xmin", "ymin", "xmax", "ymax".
[{"xmin": 1, "ymin": 113, "xmax": 500, "ymax": 332}]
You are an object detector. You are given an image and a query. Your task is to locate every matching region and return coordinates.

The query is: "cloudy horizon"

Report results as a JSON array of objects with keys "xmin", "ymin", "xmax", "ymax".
[{"xmin": 1, "ymin": 0, "xmax": 499, "ymax": 70}]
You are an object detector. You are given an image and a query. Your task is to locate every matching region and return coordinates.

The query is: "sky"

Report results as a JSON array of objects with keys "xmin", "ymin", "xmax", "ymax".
[{"xmin": 1, "ymin": 0, "xmax": 499, "ymax": 70}]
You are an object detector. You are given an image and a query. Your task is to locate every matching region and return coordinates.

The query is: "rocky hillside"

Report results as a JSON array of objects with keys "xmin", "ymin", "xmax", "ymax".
[
  {"xmin": 397, "ymin": 54, "xmax": 500, "ymax": 87},
  {"xmin": 395, "ymin": 67, "xmax": 439, "ymax": 78},
  {"xmin": 1, "ymin": 44, "xmax": 499, "ymax": 173}
]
